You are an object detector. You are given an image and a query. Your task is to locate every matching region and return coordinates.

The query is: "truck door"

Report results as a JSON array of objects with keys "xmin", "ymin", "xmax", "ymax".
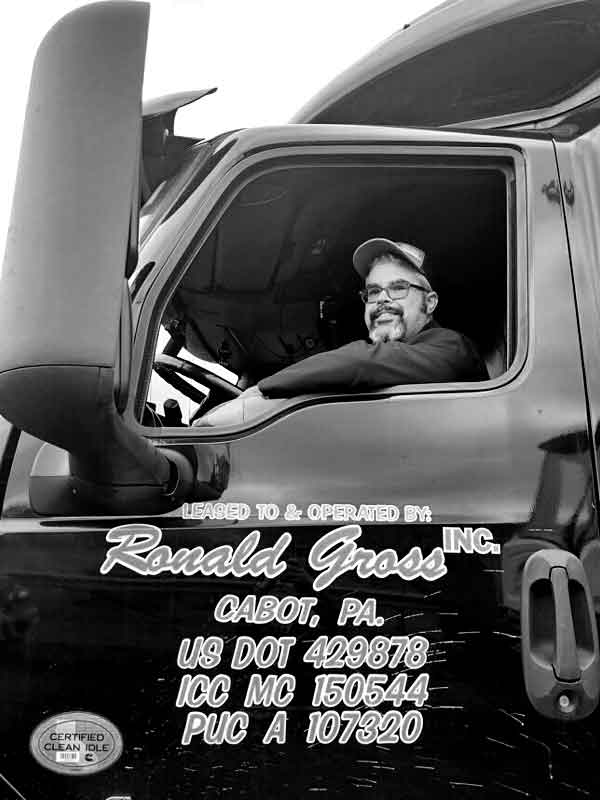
[
  {"xmin": 3, "ymin": 132, "xmax": 600, "ymax": 800},
  {"xmin": 2, "ymin": 3, "xmax": 600, "ymax": 800}
]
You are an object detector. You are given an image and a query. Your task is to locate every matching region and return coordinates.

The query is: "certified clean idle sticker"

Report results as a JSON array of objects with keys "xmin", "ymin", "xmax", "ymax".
[{"xmin": 29, "ymin": 712, "xmax": 123, "ymax": 775}]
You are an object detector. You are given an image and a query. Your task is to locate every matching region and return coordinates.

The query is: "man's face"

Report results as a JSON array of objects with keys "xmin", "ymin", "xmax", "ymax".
[{"xmin": 364, "ymin": 257, "xmax": 438, "ymax": 344}]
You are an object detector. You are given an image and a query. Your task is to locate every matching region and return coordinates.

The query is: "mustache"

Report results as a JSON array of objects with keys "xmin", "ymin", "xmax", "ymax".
[{"xmin": 369, "ymin": 304, "xmax": 405, "ymax": 324}]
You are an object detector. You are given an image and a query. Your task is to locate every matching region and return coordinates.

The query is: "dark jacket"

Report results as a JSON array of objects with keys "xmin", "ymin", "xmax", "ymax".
[{"xmin": 258, "ymin": 320, "xmax": 488, "ymax": 398}]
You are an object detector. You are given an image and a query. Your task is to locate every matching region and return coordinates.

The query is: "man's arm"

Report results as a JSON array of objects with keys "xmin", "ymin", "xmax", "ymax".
[{"xmin": 258, "ymin": 327, "xmax": 487, "ymax": 398}]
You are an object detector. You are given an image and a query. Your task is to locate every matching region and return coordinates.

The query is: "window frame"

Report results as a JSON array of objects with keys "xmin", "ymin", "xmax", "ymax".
[{"xmin": 127, "ymin": 142, "xmax": 527, "ymax": 441}]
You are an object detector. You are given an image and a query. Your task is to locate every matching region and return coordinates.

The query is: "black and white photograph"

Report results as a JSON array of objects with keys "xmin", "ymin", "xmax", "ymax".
[{"xmin": 1, "ymin": 1, "xmax": 600, "ymax": 798}]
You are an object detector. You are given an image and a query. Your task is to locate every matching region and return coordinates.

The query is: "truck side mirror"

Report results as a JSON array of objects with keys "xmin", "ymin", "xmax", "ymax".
[{"xmin": 0, "ymin": 3, "xmax": 195, "ymax": 514}]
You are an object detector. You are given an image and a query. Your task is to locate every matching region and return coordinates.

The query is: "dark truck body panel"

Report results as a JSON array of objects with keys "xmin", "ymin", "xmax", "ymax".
[
  {"xmin": 0, "ymin": 522, "xmax": 596, "ymax": 799},
  {"xmin": 2, "ymin": 130, "xmax": 600, "ymax": 796},
  {"xmin": 2, "ymin": 1, "xmax": 600, "ymax": 798},
  {"xmin": 292, "ymin": 0, "xmax": 600, "ymax": 132}
]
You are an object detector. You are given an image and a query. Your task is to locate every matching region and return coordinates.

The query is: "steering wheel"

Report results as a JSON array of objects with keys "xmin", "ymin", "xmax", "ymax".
[{"xmin": 153, "ymin": 354, "xmax": 242, "ymax": 405}]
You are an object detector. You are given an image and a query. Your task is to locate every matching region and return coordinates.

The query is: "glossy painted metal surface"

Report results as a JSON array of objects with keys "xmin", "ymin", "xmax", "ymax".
[
  {"xmin": 142, "ymin": 89, "xmax": 217, "ymax": 120},
  {"xmin": 0, "ymin": 519, "xmax": 598, "ymax": 798},
  {"xmin": 0, "ymin": 2, "xmax": 194, "ymax": 511},
  {"xmin": 292, "ymin": 0, "xmax": 600, "ymax": 131},
  {"xmin": 554, "ymin": 128, "xmax": 600, "ymax": 485},
  {"xmin": 1, "ymin": 131, "xmax": 600, "ymax": 797},
  {"xmin": 141, "ymin": 89, "xmax": 218, "ymax": 204},
  {"xmin": 554, "ymin": 125, "xmax": 600, "ymax": 614},
  {"xmin": 0, "ymin": 1, "xmax": 149, "ymax": 374},
  {"xmin": 1, "ymin": 0, "xmax": 600, "ymax": 792}
]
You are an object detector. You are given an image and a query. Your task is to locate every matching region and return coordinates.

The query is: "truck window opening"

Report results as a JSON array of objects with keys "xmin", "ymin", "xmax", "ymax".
[{"xmin": 144, "ymin": 158, "xmax": 512, "ymax": 425}]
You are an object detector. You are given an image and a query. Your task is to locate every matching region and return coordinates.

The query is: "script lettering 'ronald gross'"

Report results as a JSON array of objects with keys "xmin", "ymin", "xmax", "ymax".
[{"xmin": 100, "ymin": 524, "xmax": 447, "ymax": 590}]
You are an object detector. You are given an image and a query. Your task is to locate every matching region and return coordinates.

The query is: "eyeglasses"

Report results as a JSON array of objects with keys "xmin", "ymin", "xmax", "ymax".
[{"xmin": 359, "ymin": 280, "xmax": 430, "ymax": 304}]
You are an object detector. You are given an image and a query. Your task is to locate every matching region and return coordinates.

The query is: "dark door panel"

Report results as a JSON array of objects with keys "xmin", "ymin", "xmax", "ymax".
[
  {"xmin": 0, "ymin": 523, "xmax": 598, "ymax": 799},
  {"xmin": 2, "ymin": 126, "xmax": 599, "ymax": 800}
]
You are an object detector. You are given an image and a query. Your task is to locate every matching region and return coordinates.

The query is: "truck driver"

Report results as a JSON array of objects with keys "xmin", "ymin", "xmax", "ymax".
[
  {"xmin": 254, "ymin": 238, "xmax": 488, "ymax": 397},
  {"xmin": 193, "ymin": 237, "xmax": 488, "ymax": 426}
]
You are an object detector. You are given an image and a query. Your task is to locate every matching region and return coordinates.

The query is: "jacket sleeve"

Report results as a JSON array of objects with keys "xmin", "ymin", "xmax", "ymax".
[{"xmin": 257, "ymin": 329, "xmax": 486, "ymax": 398}]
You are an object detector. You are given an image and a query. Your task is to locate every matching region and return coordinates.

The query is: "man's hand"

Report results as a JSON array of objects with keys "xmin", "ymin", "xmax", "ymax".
[
  {"xmin": 192, "ymin": 384, "xmax": 264, "ymax": 427},
  {"xmin": 237, "ymin": 385, "xmax": 264, "ymax": 400}
]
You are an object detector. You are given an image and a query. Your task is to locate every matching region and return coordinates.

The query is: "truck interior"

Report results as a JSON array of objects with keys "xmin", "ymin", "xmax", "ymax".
[{"xmin": 145, "ymin": 157, "xmax": 513, "ymax": 424}]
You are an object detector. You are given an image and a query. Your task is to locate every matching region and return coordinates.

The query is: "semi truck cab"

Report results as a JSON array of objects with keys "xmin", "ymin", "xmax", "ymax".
[{"xmin": 1, "ymin": 1, "xmax": 600, "ymax": 797}]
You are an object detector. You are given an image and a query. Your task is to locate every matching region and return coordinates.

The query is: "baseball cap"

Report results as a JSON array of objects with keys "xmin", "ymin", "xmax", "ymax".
[{"xmin": 353, "ymin": 238, "xmax": 429, "ymax": 284}]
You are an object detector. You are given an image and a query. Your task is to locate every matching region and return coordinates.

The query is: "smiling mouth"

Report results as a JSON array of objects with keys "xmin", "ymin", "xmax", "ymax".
[{"xmin": 372, "ymin": 310, "xmax": 402, "ymax": 325}]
